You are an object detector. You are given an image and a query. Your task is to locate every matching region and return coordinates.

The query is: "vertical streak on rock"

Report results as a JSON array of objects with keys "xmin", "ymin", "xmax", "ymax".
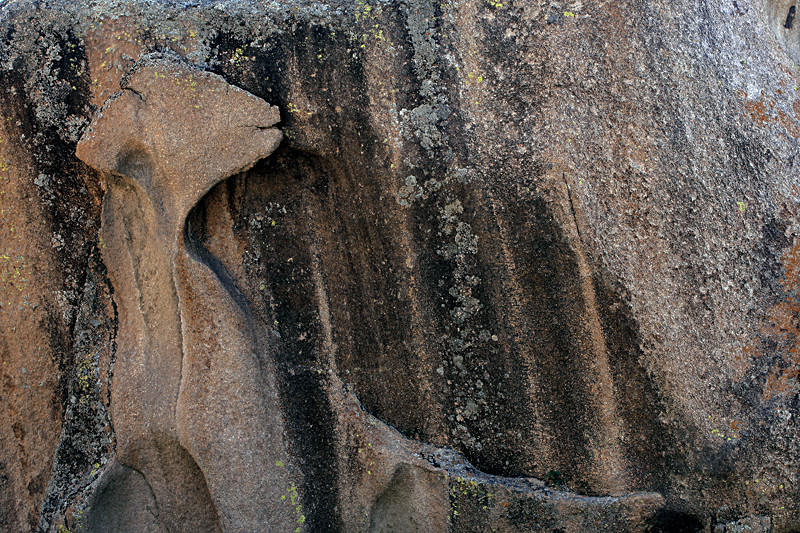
[
  {"xmin": 558, "ymin": 176, "xmax": 628, "ymax": 494},
  {"xmin": 309, "ymin": 235, "xmax": 337, "ymax": 369},
  {"xmin": 175, "ymin": 235, "xmax": 289, "ymax": 531},
  {"xmin": 489, "ymin": 181, "xmax": 627, "ymax": 493},
  {"xmin": 485, "ymin": 192, "xmax": 555, "ymax": 465},
  {"xmin": 399, "ymin": 214, "xmax": 448, "ymax": 441}
]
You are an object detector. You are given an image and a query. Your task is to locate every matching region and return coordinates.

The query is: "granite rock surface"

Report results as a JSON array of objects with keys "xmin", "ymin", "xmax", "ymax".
[{"xmin": 0, "ymin": 0, "xmax": 799, "ymax": 531}]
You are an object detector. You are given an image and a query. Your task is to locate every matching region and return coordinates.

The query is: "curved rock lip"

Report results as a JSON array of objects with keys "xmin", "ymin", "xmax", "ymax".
[{"xmin": 76, "ymin": 53, "xmax": 282, "ymax": 236}]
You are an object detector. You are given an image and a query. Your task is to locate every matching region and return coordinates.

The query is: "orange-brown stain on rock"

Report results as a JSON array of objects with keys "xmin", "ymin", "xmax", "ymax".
[
  {"xmin": 738, "ymin": 89, "xmax": 800, "ymax": 138},
  {"xmin": 0, "ymin": 110, "xmax": 68, "ymax": 532},
  {"xmin": 731, "ymin": 343, "xmax": 757, "ymax": 382},
  {"xmin": 84, "ymin": 18, "xmax": 145, "ymax": 108}
]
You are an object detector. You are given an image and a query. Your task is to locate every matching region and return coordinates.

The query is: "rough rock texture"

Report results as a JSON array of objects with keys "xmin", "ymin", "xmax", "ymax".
[{"xmin": 1, "ymin": 0, "xmax": 799, "ymax": 531}]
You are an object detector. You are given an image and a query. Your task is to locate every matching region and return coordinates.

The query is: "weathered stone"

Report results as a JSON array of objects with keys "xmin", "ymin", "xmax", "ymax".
[
  {"xmin": 714, "ymin": 515, "xmax": 773, "ymax": 533},
  {"xmin": 76, "ymin": 55, "xmax": 289, "ymax": 532},
  {"xmin": 1, "ymin": 0, "xmax": 800, "ymax": 531},
  {"xmin": 80, "ymin": 460, "xmax": 165, "ymax": 533}
]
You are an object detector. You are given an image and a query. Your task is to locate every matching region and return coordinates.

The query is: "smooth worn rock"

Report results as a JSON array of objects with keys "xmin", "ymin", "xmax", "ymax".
[
  {"xmin": 1, "ymin": 0, "xmax": 800, "ymax": 531},
  {"xmin": 76, "ymin": 55, "xmax": 288, "ymax": 533}
]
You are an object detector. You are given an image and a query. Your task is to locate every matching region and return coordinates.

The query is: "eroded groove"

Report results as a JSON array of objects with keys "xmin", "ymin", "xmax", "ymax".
[{"xmin": 207, "ymin": 157, "xmax": 344, "ymax": 532}]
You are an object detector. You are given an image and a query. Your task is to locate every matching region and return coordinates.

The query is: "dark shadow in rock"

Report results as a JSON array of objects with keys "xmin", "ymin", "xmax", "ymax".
[
  {"xmin": 0, "ymin": 461, "xmax": 13, "ymax": 531},
  {"xmin": 645, "ymin": 509, "xmax": 705, "ymax": 533},
  {"xmin": 369, "ymin": 464, "xmax": 449, "ymax": 533},
  {"xmin": 785, "ymin": 5, "xmax": 796, "ymax": 29},
  {"xmin": 82, "ymin": 460, "xmax": 163, "ymax": 533},
  {"xmin": 83, "ymin": 445, "xmax": 222, "ymax": 533},
  {"xmin": 190, "ymin": 153, "xmax": 344, "ymax": 532},
  {"xmin": 766, "ymin": 0, "xmax": 800, "ymax": 64}
]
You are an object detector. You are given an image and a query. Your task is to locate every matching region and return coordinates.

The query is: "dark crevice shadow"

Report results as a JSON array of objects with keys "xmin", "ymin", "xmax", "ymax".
[
  {"xmin": 183, "ymin": 210, "xmax": 259, "ymax": 335},
  {"xmin": 190, "ymin": 156, "xmax": 343, "ymax": 532},
  {"xmin": 83, "ymin": 440, "xmax": 222, "ymax": 533},
  {"xmin": 646, "ymin": 509, "xmax": 705, "ymax": 533}
]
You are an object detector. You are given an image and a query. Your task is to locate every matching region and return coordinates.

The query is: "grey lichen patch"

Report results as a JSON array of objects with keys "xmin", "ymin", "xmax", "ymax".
[
  {"xmin": 395, "ymin": 0, "xmax": 453, "ymax": 157},
  {"xmin": 396, "ymin": 175, "xmax": 424, "ymax": 206},
  {"xmin": 399, "ymin": 103, "xmax": 448, "ymax": 150},
  {"xmin": 400, "ymin": 0, "xmax": 442, "ymax": 91},
  {"xmin": 0, "ymin": 15, "xmax": 90, "ymax": 143},
  {"xmin": 395, "ymin": 166, "xmax": 472, "ymax": 206},
  {"xmin": 37, "ymin": 248, "xmax": 116, "ymax": 533},
  {"xmin": 437, "ymin": 199, "xmax": 481, "ymax": 325},
  {"xmin": 396, "ymin": 167, "xmax": 497, "ymax": 456}
]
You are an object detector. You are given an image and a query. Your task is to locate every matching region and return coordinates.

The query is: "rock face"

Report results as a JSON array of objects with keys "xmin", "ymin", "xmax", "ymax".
[{"xmin": 0, "ymin": 0, "xmax": 799, "ymax": 531}]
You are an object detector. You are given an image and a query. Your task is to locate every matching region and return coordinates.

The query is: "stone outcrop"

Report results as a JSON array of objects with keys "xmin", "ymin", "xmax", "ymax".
[
  {"xmin": 1, "ymin": 0, "xmax": 799, "ymax": 531},
  {"xmin": 75, "ymin": 55, "xmax": 288, "ymax": 532}
]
